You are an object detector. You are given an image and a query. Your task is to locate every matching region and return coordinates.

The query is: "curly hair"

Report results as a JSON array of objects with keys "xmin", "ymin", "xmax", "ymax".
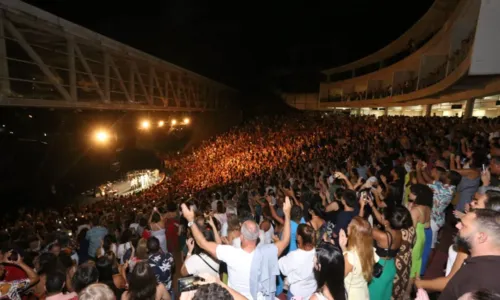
[{"xmin": 193, "ymin": 283, "xmax": 233, "ymax": 300}]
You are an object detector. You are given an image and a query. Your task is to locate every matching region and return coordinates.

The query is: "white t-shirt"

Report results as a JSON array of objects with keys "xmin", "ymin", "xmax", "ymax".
[
  {"xmin": 184, "ymin": 253, "xmax": 220, "ymax": 278},
  {"xmin": 129, "ymin": 223, "xmax": 139, "ymax": 231},
  {"xmin": 278, "ymin": 248, "xmax": 317, "ymax": 297},
  {"xmin": 117, "ymin": 242, "xmax": 131, "ymax": 264},
  {"xmin": 216, "ymin": 245, "xmax": 255, "ymax": 299},
  {"xmin": 221, "ymin": 222, "xmax": 229, "ymax": 237},
  {"xmin": 211, "ymin": 200, "xmax": 220, "ymax": 212},
  {"xmin": 263, "ymin": 225, "xmax": 274, "ymax": 245},
  {"xmin": 446, "ymin": 245, "xmax": 458, "ymax": 276},
  {"xmin": 214, "ymin": 213, "xmax": 227, "ymax": 225}
]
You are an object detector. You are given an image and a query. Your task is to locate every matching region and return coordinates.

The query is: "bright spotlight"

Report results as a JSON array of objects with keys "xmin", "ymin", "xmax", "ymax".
[
  {"xmin": 94, "ymin": 130, "xmax": 109, "ymax": 143},
  {"xmin": 141, "ymin": 120, "xmax": 150, "ymax": 129},
  {"xmin": 158, "ymin": 120, "xmax": 165, "ymax": 127},
  {"xmin": 171, "ymin": 119, "xmax": 177, "ymax": 126},
  {"xmin": 183, "ymin": 118, "xmax": 190, "ymax": 125}
]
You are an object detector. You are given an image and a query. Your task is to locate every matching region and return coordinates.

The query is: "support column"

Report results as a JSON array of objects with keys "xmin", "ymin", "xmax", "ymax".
[
  {"xmin": 464, "ymin": 98, "xmax": 475, "ymax": 119},
  {"xmin": 0, "ymin": 14, "xmax": 10, "ymax": 98},
  {"xmin": 384, "ymin": 108, "xmax": 388, "ymax": 116},
  {"xmin": 425, "ymin": 104, "xmax": 432, "ymax": 117}
]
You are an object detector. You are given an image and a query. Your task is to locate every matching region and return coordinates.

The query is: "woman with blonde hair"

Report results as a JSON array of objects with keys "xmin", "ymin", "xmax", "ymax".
[
  {"xmin": 78, "ymin": 283, "xmax": 115, "ymax": 300},
  {"xmin": 340, "ymin": 216, "xmax": 376, "ymax": 300},
  {"xmin": 129, "ymin": 238, "xmax": 148, "ymax": 271}
]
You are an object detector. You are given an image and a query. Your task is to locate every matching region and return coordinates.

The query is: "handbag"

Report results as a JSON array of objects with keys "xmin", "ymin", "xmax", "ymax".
[
  {"xmin": 372, "ymin": 231, "xmax": 392, "ymax": 278},
  {"xmin": 372, "ymin": 261, "xmax": 384, "ymax": 278}
]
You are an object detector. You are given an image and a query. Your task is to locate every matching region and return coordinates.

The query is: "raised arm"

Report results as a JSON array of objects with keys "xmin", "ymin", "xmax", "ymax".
[
  {"xmin": 181, "ymin": 204, "xmax": 218, "ymax": 259},
  {"xmin": 266, "ymin": 197, "xmax": 284, "ymax": 225},
  {"xmin": 2, "ymin": 251, "xmax": 39, "ymax": 288},
  {"xmin": 274, "ymin": 197, "xmax": 292, "ymax": 257},
  {"xmin": 335, "ymin": 172, "xmax": 354, "ymax": 191},
  {"xmin": 416, "ymin": 162, "xmax": 432, "ymax": 184},
  {"xmin": 207, "ymin": 215, "xmax": 222, "ymax": 244},
  {"xmin": 415, "ymin": 250, "xmax": 467, "ymax": 291}
]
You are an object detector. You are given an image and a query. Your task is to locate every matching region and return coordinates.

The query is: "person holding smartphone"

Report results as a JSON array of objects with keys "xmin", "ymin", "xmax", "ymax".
[{"xmin": 0, "ymin": 250, "xmax": 39, "ymax": 300}]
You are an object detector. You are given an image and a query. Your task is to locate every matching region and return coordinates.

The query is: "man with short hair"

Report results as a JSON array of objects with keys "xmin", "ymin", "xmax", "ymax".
[
  {"xmin": 182, "ymin": 197, "xmax": 292, "ymax": 300},
  {"xmin": 333, "ymin": 190, "xmax": 358, "ymax": 240},
  {"xmin": 439, "ymin": 209, "xmax": 500, "ymax": 299},
  {"xmin": 85, "ymin": 216, "xmax": 107, "ymax": 260},
  {"xmin": 45, "ymin": 271, "xmax": 78, "ymax": 300},
  {"xmin": 484, "ymin": 156, "xmax": 500, "ymax": 187},
  {"xmin": 470, "ymin": 188, "xmax": 500, "ymax": 211},
  {"xmin": 147, "ymin": 237, "xmax": 174, "ymax": 294}
]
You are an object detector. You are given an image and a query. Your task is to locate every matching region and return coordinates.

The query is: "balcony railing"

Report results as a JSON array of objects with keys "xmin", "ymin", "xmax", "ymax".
[
  {"xmin": 323, "ymin": 30, "xmax": 475, "ymax": 103},
  {"xmin": 327, "ymin": 31, "xmax": 437, "ymax": 82}
]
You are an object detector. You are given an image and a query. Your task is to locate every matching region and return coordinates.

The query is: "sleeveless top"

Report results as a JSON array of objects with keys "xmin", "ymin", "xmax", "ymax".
[
  {"xmin": 375, "ymin": 231, "xmax": 398, "ymax": 258},
  {"xmin": 151, "ymin": 223, "xmax": 167, "ymax": 253}
]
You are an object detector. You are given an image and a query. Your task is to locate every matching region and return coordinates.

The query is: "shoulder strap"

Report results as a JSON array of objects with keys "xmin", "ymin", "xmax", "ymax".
[
  {"xmin": 385, "ymin": 231, "xmax": 393, "ymax": 249},
  {"xmin": 197, "ymin": 254, "xmax": 218, "ymax": 274},
  {"xmin": 417, "ymin": 207, "xmax": 424, "ymax": 218}
]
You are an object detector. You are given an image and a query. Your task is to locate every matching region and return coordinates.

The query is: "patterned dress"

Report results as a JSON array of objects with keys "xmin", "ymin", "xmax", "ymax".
[{"xmin": 392, "ymin": 227, "xmax": 415, "ymax": 300}]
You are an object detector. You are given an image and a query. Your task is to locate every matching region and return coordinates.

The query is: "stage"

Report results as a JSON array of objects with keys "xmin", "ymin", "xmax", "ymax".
[
  {"xmin": 76, "ymin": 169, "xmax": 163, "ymax": 206},
  {"xmin": 100, "ymin": 169, "xmax": 162, "ymax": 197}
]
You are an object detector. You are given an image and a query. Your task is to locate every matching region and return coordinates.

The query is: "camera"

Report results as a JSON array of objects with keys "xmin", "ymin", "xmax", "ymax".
[{"xmin": 178, "ymin": 275, "xmax": 204, "ymax": 293}]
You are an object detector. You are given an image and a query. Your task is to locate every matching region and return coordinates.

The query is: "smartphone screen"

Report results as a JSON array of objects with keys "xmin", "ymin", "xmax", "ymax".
[{"xmin": 178, "ymin": 276, "xmax": 203, "ymax": 294}]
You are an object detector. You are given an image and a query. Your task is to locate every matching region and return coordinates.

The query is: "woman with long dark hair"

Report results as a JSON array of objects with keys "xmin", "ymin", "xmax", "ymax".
[
  {"xmin": 308, "ymin": 201, "xmax": 329, "ymax": 246},
  {"xmin": 366, "ymin": 202, "xmax": 408, "ymax": 300},
  {"xmin": 121, "ymin": 261, "xmax": 170, "ymax": 300},
  {"xmin": 180, "ymin": 229, "xmax": 219, "ymax": 278},
  {"xmin": 310, "ymin": 242, "xmax": 346, "ymax": 300},
  {"xmin": 95, "ymin": 254, "xmax": 126, "ymax": 299}
]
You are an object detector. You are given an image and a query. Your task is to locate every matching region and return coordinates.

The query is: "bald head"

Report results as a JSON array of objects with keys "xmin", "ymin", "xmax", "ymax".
[{"xmin": 241, "ymin": 220, "xmax": 259, "ymax": 243}]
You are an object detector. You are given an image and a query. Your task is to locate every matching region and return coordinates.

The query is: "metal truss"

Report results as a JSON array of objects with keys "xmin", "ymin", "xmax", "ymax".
[{"xmin": 0, "ymin": 0, "xmax": 238, "ymax": 111}]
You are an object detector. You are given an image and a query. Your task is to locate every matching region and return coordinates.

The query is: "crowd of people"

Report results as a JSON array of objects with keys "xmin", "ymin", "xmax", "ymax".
[{"xmin": 1, "ymin": 113, "xmax": 500, "ymax": 300}]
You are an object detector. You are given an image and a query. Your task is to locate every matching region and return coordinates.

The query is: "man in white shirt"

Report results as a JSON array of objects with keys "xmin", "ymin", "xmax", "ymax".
[{"xmin": 181, "ymin": 197, "xmax": 292, "ymax": 300}]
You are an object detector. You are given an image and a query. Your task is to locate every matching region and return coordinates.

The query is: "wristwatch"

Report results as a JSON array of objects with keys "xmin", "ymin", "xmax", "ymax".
[{"xmin": 187, "ymin": 221, "xmax": 194, "ymax": 227}]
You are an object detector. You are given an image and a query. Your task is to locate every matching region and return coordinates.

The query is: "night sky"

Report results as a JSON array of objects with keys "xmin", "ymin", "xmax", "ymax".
[
  {"xmin": 23, "ymin": 0, "xmax": 434, "ymax": 92},
  {"xmin": 0, "ymin": 1, "xmax": 436, "ymax": 208}
]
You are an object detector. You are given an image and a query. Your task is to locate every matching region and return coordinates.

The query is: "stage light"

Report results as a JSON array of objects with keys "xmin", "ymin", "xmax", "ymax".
[
  {"xmin": 171, "ymin": 119, "xmax": 177, "ymax": 126},
  {"xmin": 183, "ymin": 117, "xmax": 190, "ymax": 125},
  {"xmin": 94, "ymin": 130, "xmax": 109, "ymax": 143},
  {"xmin": 158, "ymin": 120, "xmax": 165, "ymax": 127},
  {"xmin": 141, "ymin": 120, "xmax": 150, "ymax": 129}
]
